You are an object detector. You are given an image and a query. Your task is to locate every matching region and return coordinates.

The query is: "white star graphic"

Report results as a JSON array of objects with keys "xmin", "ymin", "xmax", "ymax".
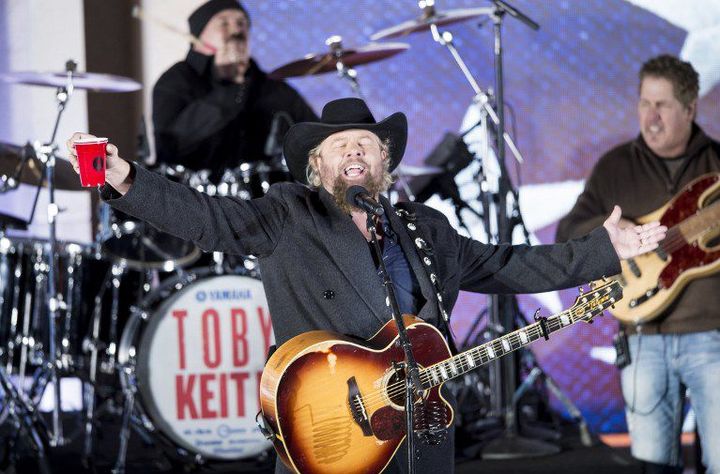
[{"xmin": 625, "ymin": 0, "xmax": 720, "ymax": 96}]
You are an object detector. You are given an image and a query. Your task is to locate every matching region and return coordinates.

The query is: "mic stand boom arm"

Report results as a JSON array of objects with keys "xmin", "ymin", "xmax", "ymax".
[
  {"xmin": 366, "ymin": 212, "xmax": 425, "ymax": 474},
  {"xmin": 428, "ymin": 23, "xmax": 524, "ymax": 165}
]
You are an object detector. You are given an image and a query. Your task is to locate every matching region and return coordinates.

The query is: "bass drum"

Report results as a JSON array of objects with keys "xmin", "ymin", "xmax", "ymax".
[{"xmin": 118, "ymin": 268, "xmax": 275, "ymax": 461}]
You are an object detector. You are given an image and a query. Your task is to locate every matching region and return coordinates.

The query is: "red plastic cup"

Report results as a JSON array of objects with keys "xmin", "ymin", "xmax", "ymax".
[{"xmin": 74, "ymin": 137, "xmax": 108, "ymax": 187}]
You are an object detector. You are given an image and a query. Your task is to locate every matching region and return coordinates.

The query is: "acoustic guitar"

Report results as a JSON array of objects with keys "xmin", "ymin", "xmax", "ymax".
[
  {"xmin": 260, "ymin": 280, "xmax": 621, "ymax": 474},
  {"xmin": 604, "ymin": 173, "xmax": 720, "ymax": 325}
]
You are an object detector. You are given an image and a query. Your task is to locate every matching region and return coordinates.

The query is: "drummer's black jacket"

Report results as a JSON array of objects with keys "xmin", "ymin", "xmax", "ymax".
[
  {"xmin": 103, "ymin": 164, "xmax": 620, "ymax": 473},
  {"xmin": 152, "ymin": 50, "xmax": 317, "ymax": 179}
]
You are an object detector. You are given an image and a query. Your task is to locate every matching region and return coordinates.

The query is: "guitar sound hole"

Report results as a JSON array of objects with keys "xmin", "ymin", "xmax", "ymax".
[{"xmin": 387, "ymin": 367, "xmax": 407, "ymax": 407}]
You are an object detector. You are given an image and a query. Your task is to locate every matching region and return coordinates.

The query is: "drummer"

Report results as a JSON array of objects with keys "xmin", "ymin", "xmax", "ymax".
[{"xmin": 152, "ymin": 0, "xmax": 318, "ymax": 181}]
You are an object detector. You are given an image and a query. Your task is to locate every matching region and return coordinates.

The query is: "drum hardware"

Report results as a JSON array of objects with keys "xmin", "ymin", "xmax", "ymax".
[
  {"xmin": 0, "ymin": 140, "xmax": 89, "ymax": 193},
  {"xmin": 372, "ymin": 1, "xmax": 524, "ymax": 165},
  {"xmin": 325, "ymin": 35, "xmax": 365, "ymax": 101},
  {"xmin": 0, "ymin": 69, "xmax": 141, "ymax": 93},
  {"xmin": 0, "ymin": 363, "xmax": 51, "ymax": 474},
  {"xmin": 99, "ymin": 165, "xmax": 202, "ymax": 272},
  {"xmin": 0, "ymin": 58, "xmax": 141, "ymax": 451},
  {"xmin": 25, "ymin": 59, "xmax": 76, "ymax": 448},
  {"xmin": 269, "ymin": 35, "xmax": 408, "ymax": 98}
]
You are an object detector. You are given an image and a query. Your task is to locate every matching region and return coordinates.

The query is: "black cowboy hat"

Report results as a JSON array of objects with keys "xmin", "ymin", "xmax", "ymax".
[{"xmin": 283, "ymin": 98, "xmax": 407, "ymax": 185}]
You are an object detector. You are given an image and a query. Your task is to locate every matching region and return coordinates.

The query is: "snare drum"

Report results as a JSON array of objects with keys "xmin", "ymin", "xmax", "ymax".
[{"xmin": 118, "ymin": 268, "xmax": 274, "ymax": 460}]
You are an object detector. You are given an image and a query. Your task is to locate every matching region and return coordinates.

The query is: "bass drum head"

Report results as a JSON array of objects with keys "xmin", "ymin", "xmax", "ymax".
[{"xmin": 135, "ymin": 273, "xmax": 275, "ymax": 460}]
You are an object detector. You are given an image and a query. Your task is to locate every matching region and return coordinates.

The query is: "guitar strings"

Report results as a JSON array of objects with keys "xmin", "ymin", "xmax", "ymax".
[
  {"xmin": 356, "ymin": 316, "xmax": 564, "ymax": 410},
  {"xmin": 661, "ymin": 224, "xmax": 720, "ymax": 253},
  {"xmin": 658, "ymin": 200, "xmax": 720, "ymax": 253},
  {"xmin": 352, "ymin": 295, "xmax": 611, "ymax": 411},
  {"xmin": 359, "ymin": 303, "xmax": 589, "ymax": 408}
]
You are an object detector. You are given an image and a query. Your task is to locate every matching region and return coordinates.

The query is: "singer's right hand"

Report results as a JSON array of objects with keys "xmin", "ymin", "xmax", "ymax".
[{"xmin": 66, "ymin": 132, "xmax": 134, "ymax": 195}]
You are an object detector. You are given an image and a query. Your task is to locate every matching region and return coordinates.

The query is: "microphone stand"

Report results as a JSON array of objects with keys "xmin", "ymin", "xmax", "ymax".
[
  {"xmin": 365, "ymin": 212, "xmax": 424, "ymax": 474},
  {"xmin": 478, "ymin": 2, "xmax": 559, "ymax": 459}
]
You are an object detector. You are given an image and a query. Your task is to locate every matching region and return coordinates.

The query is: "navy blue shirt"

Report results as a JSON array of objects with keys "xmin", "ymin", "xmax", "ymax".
[{"xmin": 375, "ymin": 214, "xmax": 423, "ymax": 315}]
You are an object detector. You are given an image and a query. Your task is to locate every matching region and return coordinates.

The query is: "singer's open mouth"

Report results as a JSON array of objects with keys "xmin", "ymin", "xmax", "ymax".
[{"xmin": 343, "ymin": 164, "xmax": 366, "ymax": 178}]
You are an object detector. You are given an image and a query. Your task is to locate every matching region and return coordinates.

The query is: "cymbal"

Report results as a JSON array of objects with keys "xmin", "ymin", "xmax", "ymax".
[
  {"xmin": 0, "ymin": 142, "xmax": 86, "ymax": 191},
  {"xmin": 269, "ymin": 42, "xmax": 409, "ymax": 79},
  {"xmin": 0, "ymin": 71, "xmax": 141, "ymax": 93},
  {"xmin": 393, "ymin": 164, "xmax": 444, "ymax": 177},
  {"xmin": 371, "ymin": 7, "xmax": 493, "ymax": 40}
]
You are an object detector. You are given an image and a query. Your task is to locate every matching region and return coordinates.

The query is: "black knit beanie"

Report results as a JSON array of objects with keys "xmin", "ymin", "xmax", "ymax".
[{"xmin": 188, "ymin": 0, "xmax": 250, "ymax": 38}]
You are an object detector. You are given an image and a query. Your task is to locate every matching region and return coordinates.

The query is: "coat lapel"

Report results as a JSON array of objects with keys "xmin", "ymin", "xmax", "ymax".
[
  {"xmin": 312, "ymin": 189, "xmax": 390, "ymax": 325},
  {"xmin": 381, "ymin": 196, "xmax": 437, "ymax": 322}
]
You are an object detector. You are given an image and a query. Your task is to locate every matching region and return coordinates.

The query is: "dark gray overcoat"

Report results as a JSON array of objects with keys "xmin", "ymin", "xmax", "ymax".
[{"xmin": 104, "ymin": 164, "xmax": 620, "ymax": 473}]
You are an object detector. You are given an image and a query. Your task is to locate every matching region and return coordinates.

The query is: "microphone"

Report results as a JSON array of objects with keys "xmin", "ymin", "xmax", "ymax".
[{"xmin": 345, "ymin": 185, "xmax": 384, "ymax": 216}]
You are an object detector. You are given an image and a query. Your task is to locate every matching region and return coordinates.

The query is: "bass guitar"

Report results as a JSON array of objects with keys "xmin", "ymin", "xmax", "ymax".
[
  {"xmin": 260, "ymin": 280, "xmax": 621, "ymax": 474},
  {"xmin": 604, "ymin": 173, "xmax": 720, "ymax": 325}
]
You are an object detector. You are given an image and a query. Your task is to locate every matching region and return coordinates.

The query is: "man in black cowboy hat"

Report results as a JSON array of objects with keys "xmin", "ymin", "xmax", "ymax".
[
  {"xmin": 67, "ymin": 97, "xmax": 665, "ymax": 472},
  {"xmin": 152, "ymin": 0, "xmax": 317, "ymax": 180}
]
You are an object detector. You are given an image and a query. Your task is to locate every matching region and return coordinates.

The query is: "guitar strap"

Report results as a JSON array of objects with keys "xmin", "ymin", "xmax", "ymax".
[{"xmin": 394, "ymin": 205, "xmax": 459, "ymax": 355}]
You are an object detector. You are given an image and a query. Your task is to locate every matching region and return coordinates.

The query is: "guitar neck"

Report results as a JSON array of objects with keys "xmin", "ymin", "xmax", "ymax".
[
  {"xmin": 420, "ymin": 306, "xmax": 582, "ymax": 389},
  {"xmin": 676, "ymin": 198, "xmax": 720, "ymax": 243}
]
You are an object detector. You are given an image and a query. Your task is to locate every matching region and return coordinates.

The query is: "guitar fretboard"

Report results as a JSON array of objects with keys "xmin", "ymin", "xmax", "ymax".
[
  {"xmin": 676, "ymin": 198, "xmax": 720, "ymax": 244},
  {"xmin": 419, "ymin": 287, "xmax": 615, "ymax": 389}
]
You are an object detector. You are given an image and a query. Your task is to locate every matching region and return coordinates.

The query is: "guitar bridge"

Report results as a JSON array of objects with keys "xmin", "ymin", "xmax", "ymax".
[{"xmin": 347, "ymin": 376, "xmax": 372, "ymax": 436}]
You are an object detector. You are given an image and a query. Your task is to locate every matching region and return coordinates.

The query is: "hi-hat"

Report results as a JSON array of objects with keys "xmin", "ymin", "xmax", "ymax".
[
  {"xmin": 371, "ymin": 7, "xmax": 493, "ymax": 40},
  {"xmin": 269, "ymin": 42, "xmax": 409, "ymax": 79},
  {"xmin": 0, "ymin": 71, "xmax": 141, "ymax": 93},
  {"xmin": 0, "ymin": 142, "xmax": 87, "ymax": 191}
]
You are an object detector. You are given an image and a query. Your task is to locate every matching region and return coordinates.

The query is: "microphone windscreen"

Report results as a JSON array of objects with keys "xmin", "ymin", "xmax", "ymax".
[{"xmin": 345, "ymin": 185, "xmax": 368, "ymax": 206}]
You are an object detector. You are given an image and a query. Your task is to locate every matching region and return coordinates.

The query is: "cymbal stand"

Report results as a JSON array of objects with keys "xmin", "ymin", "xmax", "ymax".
[
  {"xmin": 423, "ymin": 15, "xmax": 524, "ymax": 164},
  {"xmin": 325, "ymin": 36, "xmax": 367, "ymax": 101},
  {"xmin": 81, "ymin": 266, "xmax": 114, "ymax": 465},
  {"xmin": 0, "ymin": 363, "xmax": 51, "ymax": 474},
  {"xmin": 28, "ymin": 58, "xmax": 79, "ymax": 448}
]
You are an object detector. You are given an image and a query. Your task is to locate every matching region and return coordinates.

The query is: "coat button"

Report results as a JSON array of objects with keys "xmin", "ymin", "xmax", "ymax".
[{"xmin": 323, "ymin": 290, "xmax": 335, "ymax": 300}]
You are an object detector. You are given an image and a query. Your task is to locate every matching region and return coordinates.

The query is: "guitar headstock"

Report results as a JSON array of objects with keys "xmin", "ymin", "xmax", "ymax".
[{"xmin": 571, "ymin": 279, "xmax": 623, "ymax": 323}]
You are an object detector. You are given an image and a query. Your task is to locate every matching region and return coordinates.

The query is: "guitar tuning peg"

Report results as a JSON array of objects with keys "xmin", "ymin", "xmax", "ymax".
[
  {"xmin": 578, "ymin": 286, "xmax": 585, "ymax": 294},
  {"xmin": 602, "ymin": 275, "xmax": 608, "ymax": 282},
  {"xmin": 533, "ymin": 308, "xmax": 541, "ymax": 320}
]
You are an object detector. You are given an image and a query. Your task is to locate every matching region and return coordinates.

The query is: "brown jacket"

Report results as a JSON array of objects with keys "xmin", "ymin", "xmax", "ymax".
[{"xmin": 556, "ymin": 124, "xmax": 720, "ymax": 334}]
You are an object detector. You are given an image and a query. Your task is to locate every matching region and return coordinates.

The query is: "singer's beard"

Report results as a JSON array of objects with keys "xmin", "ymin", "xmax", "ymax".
[{"xmin": 332, "ymin": 172, "xmax": 386, "ymax": 215}]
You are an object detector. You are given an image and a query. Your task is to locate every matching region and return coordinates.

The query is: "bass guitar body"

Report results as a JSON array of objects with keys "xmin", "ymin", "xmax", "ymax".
[
  {"xmin": 260, "ymin": 316, "xmax": 453, "ymax": 474},
  {"xmin": 609, "ymin": 173, "xmax": 720, "ymax": 324}
]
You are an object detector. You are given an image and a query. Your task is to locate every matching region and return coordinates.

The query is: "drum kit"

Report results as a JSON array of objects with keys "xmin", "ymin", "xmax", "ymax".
[{"xmin": 0, "ymin": 1, "xmax": 536, "ymax": 472}]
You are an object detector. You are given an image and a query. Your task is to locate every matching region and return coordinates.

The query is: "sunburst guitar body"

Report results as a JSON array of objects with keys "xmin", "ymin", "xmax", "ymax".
[
  {"xmin": 604, "ymin": 173, "xmax": 720, "ymax": 325},
  {"xmin": 260, "ymin": 281, "xmax": 621, "ymax": 473}
]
